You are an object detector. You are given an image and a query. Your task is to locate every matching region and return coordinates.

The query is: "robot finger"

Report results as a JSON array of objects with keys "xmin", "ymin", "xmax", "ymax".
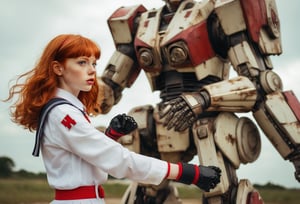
[{"xmin": 159, "ymin": 104, "xmax": 172, "ymax": 118}]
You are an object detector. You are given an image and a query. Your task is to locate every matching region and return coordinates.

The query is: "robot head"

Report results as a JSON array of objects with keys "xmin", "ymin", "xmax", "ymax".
[
  {"xmin": 164, "ymin": 0, "xmax": 183, "ymax": 3},
  {"xmin": 164, "ymin": 0, "xmax": 184, "ymax": 12}
]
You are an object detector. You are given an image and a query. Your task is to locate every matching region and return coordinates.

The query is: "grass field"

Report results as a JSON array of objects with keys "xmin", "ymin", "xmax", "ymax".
[{"xmin": 0, "ymin": 178, "xmax": 299, "ymax": 204}]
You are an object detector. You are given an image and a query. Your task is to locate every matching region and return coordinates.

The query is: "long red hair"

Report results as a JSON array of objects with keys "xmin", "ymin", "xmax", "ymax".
[{"xmin": 6, "ymin": 34, "xmax": 103, "ymax": 131}]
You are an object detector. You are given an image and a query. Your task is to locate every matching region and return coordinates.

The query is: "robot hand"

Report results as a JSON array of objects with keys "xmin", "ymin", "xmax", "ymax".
[
  {"xmin": 105, "ymin": 114, "xmax": 138, "ymax": 140},
  {"xmin": 176, "ymin": 163, "xmax": 221, "ymax": 192},
  {"xmin": 97, "ymin": 77, "xmax": 115, "ymax": 114},
  {"xmin": 159, "ymin": 91, "xmax": 210, "ymax": 131},
  {"xmin": 159, "ymin": 97, "xmax": 196, "ymax": 131}
]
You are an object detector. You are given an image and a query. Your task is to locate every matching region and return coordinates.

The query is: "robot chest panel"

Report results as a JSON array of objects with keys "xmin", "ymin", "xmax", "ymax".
[{"xmin": 135, "ymin": 5, "xmax": 216, "ymax": 72}]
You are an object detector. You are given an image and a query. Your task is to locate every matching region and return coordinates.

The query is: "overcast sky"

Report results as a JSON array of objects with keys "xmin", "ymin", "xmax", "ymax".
[{"xmin": 0, "ymin": 0, "xmax": 300, "ymax": 189}]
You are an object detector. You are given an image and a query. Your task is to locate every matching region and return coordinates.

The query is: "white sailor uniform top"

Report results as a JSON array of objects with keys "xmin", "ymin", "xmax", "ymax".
[{"xmin": 35, "ymin": 88, "xmax": 168, "ymax": 199}]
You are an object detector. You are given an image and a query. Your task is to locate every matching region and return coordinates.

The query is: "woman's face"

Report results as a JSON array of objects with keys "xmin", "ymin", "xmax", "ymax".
[{"xmin": 57, "ymin": 55, "xmax": 97, "ymax": 96}]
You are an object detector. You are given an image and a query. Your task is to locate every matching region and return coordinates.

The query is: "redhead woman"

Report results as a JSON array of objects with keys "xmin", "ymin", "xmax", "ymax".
[{"xmin": 5, "ymin": 34, "xmax": 221, "ymax": 203}]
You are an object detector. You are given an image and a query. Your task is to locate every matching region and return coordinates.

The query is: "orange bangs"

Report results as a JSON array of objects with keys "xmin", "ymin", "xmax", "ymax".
[{"xmin": 55, "ymin": 35, "xmax": 101, "ymax": 62}]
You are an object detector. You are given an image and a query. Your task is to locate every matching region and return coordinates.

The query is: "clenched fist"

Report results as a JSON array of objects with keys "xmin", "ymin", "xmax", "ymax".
[{"xmin": 105, "ymin": 113, "xmax": 138, "ymax": 140}]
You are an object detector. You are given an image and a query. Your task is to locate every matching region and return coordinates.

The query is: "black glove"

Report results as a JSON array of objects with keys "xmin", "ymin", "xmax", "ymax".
[
  {"xmin": 159, "ymin": 91, "xmax": 210, "ymax": 131},
  {"xmin": 176, "ymin": 163, "xmax": 221, "ymax": 192},
  {"xmin": 105, "ymin": 113, "xmax": 138, "ymax": 140}
]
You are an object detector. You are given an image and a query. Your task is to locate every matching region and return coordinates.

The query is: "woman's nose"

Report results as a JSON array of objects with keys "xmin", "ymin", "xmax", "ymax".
[{"xmin": 88, "ymin": 64, "xmax": 96, "ymax": 74}]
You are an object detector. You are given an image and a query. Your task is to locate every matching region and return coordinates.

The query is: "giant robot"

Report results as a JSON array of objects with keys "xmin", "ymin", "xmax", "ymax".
[{"xmin": 95, "ymin": 0, "xmax": 300, "ymax": 203}]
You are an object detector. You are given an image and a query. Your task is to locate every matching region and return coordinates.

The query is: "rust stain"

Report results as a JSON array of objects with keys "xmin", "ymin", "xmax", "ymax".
[{"xmin": 226, "ymin": 134, "xmax": 236, "ymax": 144}]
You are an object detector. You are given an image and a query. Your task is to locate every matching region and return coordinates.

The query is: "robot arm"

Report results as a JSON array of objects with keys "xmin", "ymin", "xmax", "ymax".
[
  {"xmin": 216, "ymin": 0, "xmax": 300, "ymax": 181},
  {"xmin": 99, "ymin": 5, "xmax": 147, "ymax": 113},
  {"xmin": 100, "ymin": 49, "xmax": 137, "ymax": 113},
  {"xmin": 159, "ymin": 75, "xmax": 258, "ymax": 131}
]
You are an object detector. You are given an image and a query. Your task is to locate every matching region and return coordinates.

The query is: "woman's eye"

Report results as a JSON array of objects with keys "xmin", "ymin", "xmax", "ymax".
[
  {"xmin": 78, "ymin": 60, "xmax": 87, "ymax": 65},
  {"xmin": 92, "ymin": 63, "xmax": 97, "ymax": 68}
]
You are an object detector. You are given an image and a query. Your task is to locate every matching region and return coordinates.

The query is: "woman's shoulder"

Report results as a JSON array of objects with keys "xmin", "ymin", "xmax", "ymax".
[{"xmin": 48, "ymin": 102, "xmax": 83, "ymax": 120}]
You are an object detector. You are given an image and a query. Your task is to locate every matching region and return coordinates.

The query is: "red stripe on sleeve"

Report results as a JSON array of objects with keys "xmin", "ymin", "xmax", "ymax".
[
  {"xmin": 164, "ymin": 162, "xmax": 171, "ymax": 179},
  {"xmin": 176, "ymin": 163, "xmax": 183, "ymax": 181}
]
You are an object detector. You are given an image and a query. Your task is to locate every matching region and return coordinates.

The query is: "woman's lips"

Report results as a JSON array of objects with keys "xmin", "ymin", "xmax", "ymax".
[{"xmin": 87, "ymin": 79, "xmax": 94, "ymax": 85}]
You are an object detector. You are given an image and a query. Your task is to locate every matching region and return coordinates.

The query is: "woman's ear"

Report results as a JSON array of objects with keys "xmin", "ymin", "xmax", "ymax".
[{"xmin": 52, "ymin": 61, "xmax": 63, "ymax": 76}]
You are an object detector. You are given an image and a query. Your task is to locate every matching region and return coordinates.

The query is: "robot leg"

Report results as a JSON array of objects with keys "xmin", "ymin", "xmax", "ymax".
[
  {"xmin": 236, "ymin": 179, "xmax": 263, "ymax": 204},
  {"xmin": 193, "ymin": 113, "xmax": 264, "ymax": 204},
  {"xmin": 253, "ymin": 91, "xmax": 300, "ymax": 182},
  {"xmin": 119, "ymin": 105, "xmax": 182, "ymax": 204}
]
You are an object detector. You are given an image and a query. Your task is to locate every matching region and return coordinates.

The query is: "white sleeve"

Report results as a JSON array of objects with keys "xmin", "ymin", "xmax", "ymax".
[{"xmin": 48, "ymin": 104, "xmax": 168, "ymax": 185}]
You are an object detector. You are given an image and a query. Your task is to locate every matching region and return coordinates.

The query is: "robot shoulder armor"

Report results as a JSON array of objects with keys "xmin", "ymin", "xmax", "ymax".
[
  {"xmin": 214, "ymin": 0, "xmax": 247, "ymax": 35},
  {"xmin": 108, "ymin": 5, "xmax": 147, "ymax": 44},
  {"xmin": 214, "ymin": 0, "xmax": 281, "ymax": 54},
  {"xmin": 239, "ymin": 0, "xmax": 281, "ymax": 43}
]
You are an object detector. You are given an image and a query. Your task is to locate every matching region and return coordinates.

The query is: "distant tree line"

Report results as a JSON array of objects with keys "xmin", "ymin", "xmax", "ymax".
[
  {"xmin": 254, "ymin": 182, "xmax": 286, "ymax": 190},
  {"xmin": 0, "ymin": 156, "xmax": 46, "ymax": 179},
  {"xmin": 0, "ymin": 156, "xmax": 14, "ymax": 177}
]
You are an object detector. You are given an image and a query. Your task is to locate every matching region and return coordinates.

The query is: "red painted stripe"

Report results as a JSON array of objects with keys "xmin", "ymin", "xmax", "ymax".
[{"xmin": 283, "ymin": 91, "xmax": 300, "ymax": 121}]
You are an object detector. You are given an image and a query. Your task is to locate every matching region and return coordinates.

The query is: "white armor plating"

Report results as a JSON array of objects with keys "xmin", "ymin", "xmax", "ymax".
[{"xmin": 100, "ymin": 0, "xmax": 300, "ymax": 203}]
